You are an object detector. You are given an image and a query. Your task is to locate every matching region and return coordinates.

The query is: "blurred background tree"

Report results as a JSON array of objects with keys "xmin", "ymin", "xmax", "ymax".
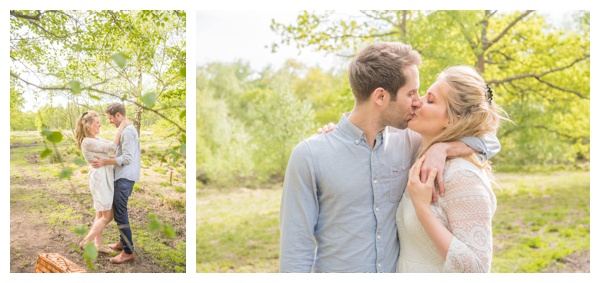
[{"xmin": 197, "ymin": 10, "xmax": 589, "ymax": 187}]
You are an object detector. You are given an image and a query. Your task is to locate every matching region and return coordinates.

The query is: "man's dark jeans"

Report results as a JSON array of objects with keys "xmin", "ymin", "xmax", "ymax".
[{"xmin": 114, "ymin": 178, "xmax": 135, "ymax": 254}]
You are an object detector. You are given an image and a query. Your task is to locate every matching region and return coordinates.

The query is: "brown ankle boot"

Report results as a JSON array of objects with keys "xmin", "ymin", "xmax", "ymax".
[
  {"xmin": 108, "ymin": 242, "xmax": 123, "ymax": 250},
  {"xmin": 109, "ymin": 251, "xmax": 136, "ymax": 264}
]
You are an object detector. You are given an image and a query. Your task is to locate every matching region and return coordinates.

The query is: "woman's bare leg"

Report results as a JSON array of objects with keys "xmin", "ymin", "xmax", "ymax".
[{"xmin": 81, "ymin": 210, "xmax": 113, "ymax": 253}]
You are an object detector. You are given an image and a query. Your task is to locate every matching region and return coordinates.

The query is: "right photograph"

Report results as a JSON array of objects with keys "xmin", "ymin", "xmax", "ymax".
[{"xmin": 196, "ymin": 10, "xmax": 590, "ymax": 273}]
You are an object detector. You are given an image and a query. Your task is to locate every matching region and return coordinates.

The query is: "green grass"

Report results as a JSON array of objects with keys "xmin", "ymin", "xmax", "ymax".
[
  {"xmin": 491, "ymin": 171, "xmax": 589, "ymax": 272},
  {"xmin": 197, "ymin": 186, "xmax": 281, "ymax": 272},
  {"xmin": 197, "ymin": 171, "xmax": 590, "ymax": 273}
]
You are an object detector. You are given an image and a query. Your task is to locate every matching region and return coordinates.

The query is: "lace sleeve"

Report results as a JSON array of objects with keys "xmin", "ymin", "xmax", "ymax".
[
  {"xmin": 440, "ymin": 162, "xmax": 497, "ymax": 273},
  {"xmin": 82, "ymin": 137, "xmax": 117, "ymax": 154}
]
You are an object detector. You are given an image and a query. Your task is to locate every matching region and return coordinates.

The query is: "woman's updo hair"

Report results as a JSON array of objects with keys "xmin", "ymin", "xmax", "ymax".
[
  {"xmin": 420, "ymin": 66, "xmax": 510, "ymax": 164},
  {"xmin": 75, "ymin": 111, "xmax": 99, "ymax": 150}
]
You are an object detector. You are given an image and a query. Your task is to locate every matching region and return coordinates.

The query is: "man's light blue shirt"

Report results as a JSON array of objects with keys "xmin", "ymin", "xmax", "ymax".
[{"xmin": 114, "ymin": 125, "xmax": 140, "ymax": 182}]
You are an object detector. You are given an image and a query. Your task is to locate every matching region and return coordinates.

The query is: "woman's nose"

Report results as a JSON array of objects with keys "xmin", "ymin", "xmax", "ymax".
[{"xmin": 413, "ymin": 95, "xmax": 424, "ymax": 108}]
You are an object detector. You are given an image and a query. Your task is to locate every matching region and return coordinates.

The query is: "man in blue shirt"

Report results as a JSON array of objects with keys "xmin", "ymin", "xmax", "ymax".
[{"xmin": 279, "ymin": 42, "xmax": 499, "ymax": 272}]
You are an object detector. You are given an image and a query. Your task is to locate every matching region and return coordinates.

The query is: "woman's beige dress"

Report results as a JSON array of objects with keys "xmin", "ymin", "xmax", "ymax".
[{"xmin": 81, "ymin": 137, "xmax": 116, "ymax": 211}]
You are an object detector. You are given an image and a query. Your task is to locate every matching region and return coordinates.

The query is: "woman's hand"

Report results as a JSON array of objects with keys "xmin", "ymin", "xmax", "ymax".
[
  {"xmin": 118, "ymin": 117, "xmax": 130, "ymax": 130},
  {"xmin": 316, "ymin": 122, "xmax": 336, "ymax": 134},
  {"xmin": 407, "ymin": 156, "xmax": 438, "ymax": 210}
]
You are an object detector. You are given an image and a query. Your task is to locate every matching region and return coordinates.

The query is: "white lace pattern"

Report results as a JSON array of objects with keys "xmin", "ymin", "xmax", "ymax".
[{"xmin": 396, "ymin": 158, "xmax": 496, "ymax": 273}]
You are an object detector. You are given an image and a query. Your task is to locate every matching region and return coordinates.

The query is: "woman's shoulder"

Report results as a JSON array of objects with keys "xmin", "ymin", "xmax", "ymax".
[{"xmin": 444, "ymin": 158, "xmax": 490, "ymax": 186}]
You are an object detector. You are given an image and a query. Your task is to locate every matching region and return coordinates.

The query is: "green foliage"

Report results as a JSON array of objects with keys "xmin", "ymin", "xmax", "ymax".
[
  {"xmin": 10, "ymin": 10, "xmax": 186, "ymax": 138},
  {"xmin": 147, "ymin": 213, "xmax": 177, "ymax": 238},
  {"xmin": 270, "ymin": 10, "xmax": 589, "ymax": 169}
]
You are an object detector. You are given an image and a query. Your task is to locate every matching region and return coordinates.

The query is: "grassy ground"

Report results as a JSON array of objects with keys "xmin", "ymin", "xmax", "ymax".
[
  {"xmin": 10, "ymin": 130, "xmax": 186, "ymax": 273},
  {"xmin": 196, "ymin": 170, "xmax": 590, "ymax": 273}
]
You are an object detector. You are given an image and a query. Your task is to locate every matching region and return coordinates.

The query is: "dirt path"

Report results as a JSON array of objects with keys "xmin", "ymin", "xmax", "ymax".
[
  {"xmin": 10, "ymin": 174, "xmax": 166, "ymax": 273},
  {"xmin": 10, "ymin": 145, "xmax": 185, "ymax": 273}
]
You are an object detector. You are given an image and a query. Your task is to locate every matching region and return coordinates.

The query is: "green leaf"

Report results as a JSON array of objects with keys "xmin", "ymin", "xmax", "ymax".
[
  {"xmin": 89, "ymin": 94, "xmax": 101, "ymax": 100},
  {"xmin": 141, "ymin": 92, "xmax": 157, "ymax": 108},
  {"xmin": 69, "ymin": 80, "xmax": 81, "ymax": 94},
  {"xmin": 179, "ymin": 110, "xmax": 186, "ymax": 120},
  {"xmin": 82, "ymin": 242, "xmax": 98, "ymax": 265},
  {"xmin": 112, "ymin": 52, "xmax": 128, "ymax": 68},
  {"xmin": 74, "ymin": 225, "xmax": 88, "ymax": 235},
  {"xmin": 149, "ymin": 219, "xmax": 162, "ymax": 231},
  {"xmin": 163, "ymin": 224, "xmax": 176, "ymax": 238},
  {"xmin": 41, "ymin": 149, "xmax": 52, "ymax": 158},
  {"xmin": 45, "ymin": 131, "xmax": 63, "ymax": 143},
  {"xmin": 73, "ymin": 158, "xmax": 87, "ymax": 166},
  {"xmin": 179, "ymin": 66, "xmax": 186, "ymax": 77},
  {"xmin": 122, "ymin": 94, "xmax": 128, "ymax": 101},
  {"xmin": 59, "ymin": 168, "xmax": 72, "ymax": 179}
]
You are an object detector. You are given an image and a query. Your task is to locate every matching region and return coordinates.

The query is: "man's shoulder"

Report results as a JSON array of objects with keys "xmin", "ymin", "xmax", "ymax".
[
  {"xmin": 291, "ymin": 130, "xmax": 347, "ymax": 157},
  {"xmin": 123, "ymin": 125, "xmax": 139, "ymax": 136}
]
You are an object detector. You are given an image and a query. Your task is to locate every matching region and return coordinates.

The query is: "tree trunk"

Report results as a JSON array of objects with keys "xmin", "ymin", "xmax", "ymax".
[{"xmin": 477, "ymin": 10, "xmax": 490, "ymax": 73}]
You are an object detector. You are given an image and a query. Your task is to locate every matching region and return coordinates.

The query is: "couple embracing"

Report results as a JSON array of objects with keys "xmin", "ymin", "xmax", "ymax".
[
  {"xmin": 74, "ymin": 103, "xmax": 140, "ymax": 264},
  {"xmin": 280, "ymin": 42, "xmax": 510, "ymax": 272}
]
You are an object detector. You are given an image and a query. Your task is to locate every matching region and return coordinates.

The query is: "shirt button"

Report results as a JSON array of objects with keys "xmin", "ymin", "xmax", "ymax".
[
  {"xmin": 355, "ymin": 140, "xmax": 360, "ymax": 144},
  {"xmin": 377, "ymin": 263, "xmax": 382, "ymax": 268},
  {"xmin": 373, "ymin": 179, "xmax": 378, "ymax": 184},
  {"xmin": 375, "ymin": 206, "xmax": 379, "ymax": 212},
  {"xmin": 377, "ymin": 234, "xmax": 381, "ymax": 239}
]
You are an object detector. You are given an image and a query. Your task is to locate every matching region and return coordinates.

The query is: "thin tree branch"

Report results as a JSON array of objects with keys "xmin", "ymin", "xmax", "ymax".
[
  {"xmin": 487, "ymin": 55, "xmax": 589, "ymax": 85},
  {"xmin": 537, "ymin": 78, "xmax": 588, "ymax": 99},
  {"xmin": 10, "ymin": 10, "xmax": 42, "ymax": 20},
  {"xmin": 486, "ymin": 10, "xmax": 533, "ymax": 49}
]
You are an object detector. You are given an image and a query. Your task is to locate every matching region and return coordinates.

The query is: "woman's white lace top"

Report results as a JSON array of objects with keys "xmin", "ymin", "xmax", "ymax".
[{"xmin": 396, "ymin": 158, "xmax": 496, "ymax": 273}]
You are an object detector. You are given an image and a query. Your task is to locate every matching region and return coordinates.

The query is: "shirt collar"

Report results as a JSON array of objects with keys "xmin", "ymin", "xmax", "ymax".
[{"xmin": 338, "ymin": 113, "xmax": 387, "ymax": 146}]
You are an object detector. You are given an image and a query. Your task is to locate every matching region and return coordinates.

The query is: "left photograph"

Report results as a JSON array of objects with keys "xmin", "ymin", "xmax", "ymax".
[{"xmin": 10, "ymin": 10, "xmax": 186, "ymax": 273}]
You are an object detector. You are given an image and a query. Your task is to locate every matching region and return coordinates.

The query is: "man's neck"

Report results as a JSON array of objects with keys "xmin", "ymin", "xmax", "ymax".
[{"xmin": 347, "ymin": 106, "xmax": 384, "ymax": 148}]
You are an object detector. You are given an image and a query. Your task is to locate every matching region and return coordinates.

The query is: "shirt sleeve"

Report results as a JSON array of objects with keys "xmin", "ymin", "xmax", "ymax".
[
  {"xmin": 82, "ymin": 137, "xmax": 116, "ymax": 154},
  {"xmin": 279, "ymin": 141, "xmax": 319, "ymax": 273},
  {"xmin": 115, "ymin": 127, "xmax": 135, "ymax": 166},
  {"xmin": 440, "ymin": 167, "xmax": 496, "ymax": 273},
  {"xmin": 459, "ymin": 133, "xmax": 501, "ymax": 159}
]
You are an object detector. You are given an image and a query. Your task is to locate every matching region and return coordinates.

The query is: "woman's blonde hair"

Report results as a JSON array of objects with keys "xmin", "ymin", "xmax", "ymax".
[
  {"xmin": 420, "ymin": 66, "xmax": 511, "ymax": 169},
  {"xmin": 75, "ymin": 111, "xmax": 99, "ymax": 150}
]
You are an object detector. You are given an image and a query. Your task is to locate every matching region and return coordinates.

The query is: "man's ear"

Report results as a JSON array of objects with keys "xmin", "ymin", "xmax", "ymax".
[{"xmin": 371, "ymin": 87, "xmax": 387, "ymax": 106}]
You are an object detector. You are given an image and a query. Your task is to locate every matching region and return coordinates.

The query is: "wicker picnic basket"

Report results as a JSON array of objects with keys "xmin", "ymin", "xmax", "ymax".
[{"xmin": 34, "ymin": 253, "xmax": 87, "ymax": 273}]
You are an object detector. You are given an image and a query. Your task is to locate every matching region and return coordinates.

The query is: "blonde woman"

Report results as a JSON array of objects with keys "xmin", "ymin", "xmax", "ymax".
[
  {"xmin": 75, "ymin": 111, "xmax": 128, "ymax": 253},
  {"xmin": 397, "ymin": 65, "xmax": 510, "ymax": 272}
]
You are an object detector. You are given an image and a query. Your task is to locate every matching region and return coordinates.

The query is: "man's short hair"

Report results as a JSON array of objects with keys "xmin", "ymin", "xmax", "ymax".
[
  {"xmin": 348, "ymin": 42, "xmax": 422, "ymax": 102},
  {"xmin": 106, "ymin": 103, "xmax": 126, "ymax": 116}
]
